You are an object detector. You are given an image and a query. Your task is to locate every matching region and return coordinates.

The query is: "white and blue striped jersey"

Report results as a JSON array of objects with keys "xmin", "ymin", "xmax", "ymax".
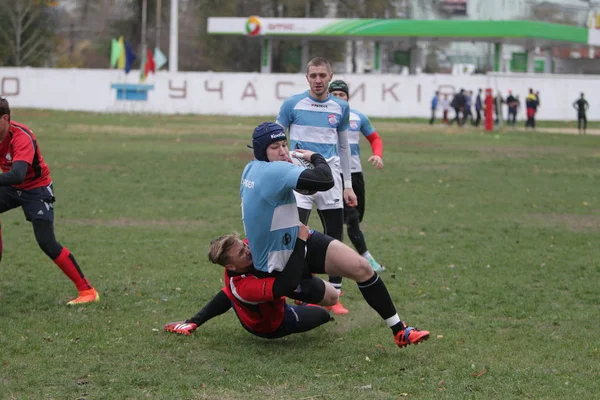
[
  {"xmin": 276, "ymin": 91, "xmax": 351, "ymax": 178},
  {"xmin": 348, "ymin": 109, "xmax": 376, "ymax": 173},
  {"xmin": 240, "ymin": 160, "xmax": 304, "ymax": 273}
]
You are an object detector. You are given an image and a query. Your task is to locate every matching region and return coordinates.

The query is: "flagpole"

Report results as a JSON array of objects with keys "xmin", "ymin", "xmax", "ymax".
[
  {"xmin": 169, "ymin": 0, "xmax": 178, "ymax": 72},
  {"xmin": 141, "ymin": 0, "xmax": 148, "ymax": 63},
  {"xmin": 156, "ymin": 0, "xmax": 162, "ymax": 48}
]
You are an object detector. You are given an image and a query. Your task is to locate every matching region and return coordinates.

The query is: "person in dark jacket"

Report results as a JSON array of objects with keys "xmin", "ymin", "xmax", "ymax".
[{"xmin": 449, "ymin": 89, "xmax": 466, "ymax": 126}]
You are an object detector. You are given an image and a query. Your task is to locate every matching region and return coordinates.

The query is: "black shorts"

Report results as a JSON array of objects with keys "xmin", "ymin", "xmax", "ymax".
[
  {"xmin": 286, "ymin": 275, "xmax": 327, "ymax": 305},
  {"xmin": 286, "ymin": 230, "xmax": 334, "ymax": 304},
  {"xmin": 249, "ymin": 304, "xmax": 331, "ymax": 339},
  {"xmin": 305, "ymin": 230, "xmax": 334, "ymax": 274},
  {"xmin": 253, "ymin": 231, "xmax": 334, "ymax": 304},
  {"xmin": 0, "ymin": 183, "xmax": 55, "ymax": 222},
  {"xmin": 343, "ymin": 172, "xmax": 366, "ymax": 223}
]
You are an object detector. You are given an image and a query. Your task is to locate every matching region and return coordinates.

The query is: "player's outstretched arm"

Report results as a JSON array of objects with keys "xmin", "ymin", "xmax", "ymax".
[
  {"xmin": 164, "ymin": 289, "xmax": 232, "ymax": 335},
  {"xmin": 295, "ymin": 152, "xmax": 334, "ymax": 193},
  {"xmin": 0, "ymin": 161, "xmax": 27, "ymax": 186}
]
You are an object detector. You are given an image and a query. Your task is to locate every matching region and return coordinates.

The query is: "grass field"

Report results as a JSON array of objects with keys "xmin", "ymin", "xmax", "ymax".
[{"xmin": 1, "ymin": 110, "xmax": 599, "ymax": 400}]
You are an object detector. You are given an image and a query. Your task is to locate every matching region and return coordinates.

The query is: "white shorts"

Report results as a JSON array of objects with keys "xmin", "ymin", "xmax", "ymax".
[{"xmin": 294, "ymin": 171, "xmax": 343, "ymax": 210}]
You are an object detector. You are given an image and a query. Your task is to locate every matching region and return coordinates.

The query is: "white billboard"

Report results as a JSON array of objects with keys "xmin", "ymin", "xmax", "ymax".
[{"xmin": 0, "ymin": 67, "xmax": 597, "ymax": 121}]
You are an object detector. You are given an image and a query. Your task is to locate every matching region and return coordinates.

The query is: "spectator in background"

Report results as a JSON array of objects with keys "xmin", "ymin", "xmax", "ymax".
[
  {"xmin": 429, "ymin": 91, "xmax": 439, "ymax": 125},
  {"xmin": 450, "ymin": 89, "xmax": 466, "ymax": 126},
  {"xmin": 473, "ymin": 89, "xmax": 483, "ymax": 127},
  {"xmin": 440, "ymin": 94, "xmax": 450, "ymax": 125},
  {"xmin": 573, "ymin": 92, "xmax": 589, "ymax": 135},
  {"xmin": 506, "ymin": 91, "xmax": 518, "ymax": 127},
  {"xmin": 463, "ymin": 90, "xmax": 473, "ymax": 125},
  {"xmin": 494, "ymin": 91, "xmax": 504, "ymax": 127},
  {"xmin": 525, "ymin": 88, "xmax": 539, "ymax": 130}
]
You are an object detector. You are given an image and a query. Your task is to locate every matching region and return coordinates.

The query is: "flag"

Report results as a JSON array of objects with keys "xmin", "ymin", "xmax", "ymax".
[
  {"xmin": 117, "ymin": 36, "xmax": 126, "ymax": 69},
  {"xmin": 124, "ymin": 41, "xmax": 136, "ymax": 74},
  {"xmin": 110, "ymin": 38, "xmax": 122, "ymax": 68},
  {"xmin": 144, "ymin": 48, "xmax": 156, "ymax": 77},
  {"xmin": 153, "ymin": 47, "xmax": 167, "ymax": 70}
]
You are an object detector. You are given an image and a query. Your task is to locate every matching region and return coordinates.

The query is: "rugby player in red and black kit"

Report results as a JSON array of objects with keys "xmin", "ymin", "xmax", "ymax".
[
  {"xmin": 164, "ymin": 224, "xmax": 336, "ymax": 338},
  {"xmin": 0, "ymin": 98, "xmax": 99, "ymax": 305}
]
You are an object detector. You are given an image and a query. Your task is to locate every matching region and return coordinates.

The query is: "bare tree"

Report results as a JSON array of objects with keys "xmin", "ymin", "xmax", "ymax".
[{"xmin": 0, "ymin": 0, "xmax": 58, "ymax": 66}]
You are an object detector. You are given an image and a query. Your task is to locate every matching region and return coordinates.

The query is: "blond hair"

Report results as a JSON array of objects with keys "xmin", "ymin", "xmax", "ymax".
[
  {"xmin": 207, "ymin": 232, "xmax": 240, "ymax": 266},
  {"xmin": 306, "ymin": 57, "xmax": 332, "ymax": 74}
]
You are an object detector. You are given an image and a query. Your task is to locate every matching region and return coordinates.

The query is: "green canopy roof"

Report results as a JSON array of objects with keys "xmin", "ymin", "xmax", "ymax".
[{"xmin": 208, "ymin": 18, "xmax": 595, "ymax": 47}]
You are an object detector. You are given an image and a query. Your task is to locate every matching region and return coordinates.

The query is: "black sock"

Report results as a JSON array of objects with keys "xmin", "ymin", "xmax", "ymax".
[
  {"xmin": 357, "ymin": 272, "xmax": 404, "ymax": 333},
  {"xmin": 329, "ymin": 276, "xmax": 342, "ymax": 292},
  {"xmin": 391, "ymin": 322, "xmax": 405, "ymax": 336}
]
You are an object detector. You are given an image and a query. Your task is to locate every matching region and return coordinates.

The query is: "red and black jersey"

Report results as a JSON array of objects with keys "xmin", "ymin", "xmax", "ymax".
[
  {"xmin": 221, "ymin": 269, "xmax": 286, "ymax": 334},
  {"xmin": 0, "ymin": 121, "xmax": 52, "ymax": 190}
]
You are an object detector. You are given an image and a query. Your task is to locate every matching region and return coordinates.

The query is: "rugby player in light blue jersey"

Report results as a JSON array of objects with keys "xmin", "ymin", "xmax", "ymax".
[
  {"xmin": 329, "ymin": 79, "xmax": 385, "ymax": 273},
  {"xmin": 276, "ymin": 57, "xmax": 356, "ymax": 315},
  {"xmin": 234, "ymin": 121, "xmax": 430, "ymax": 349}
]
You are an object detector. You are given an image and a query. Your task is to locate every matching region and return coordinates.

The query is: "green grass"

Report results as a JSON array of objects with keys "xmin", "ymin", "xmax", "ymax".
[
  {"xmin": 1, "ymin": 110, "xmax": 599, "ymax": 400},
  {"xmin": 369, "ymin": 116, "xmax": 600, "ymax": 129}
]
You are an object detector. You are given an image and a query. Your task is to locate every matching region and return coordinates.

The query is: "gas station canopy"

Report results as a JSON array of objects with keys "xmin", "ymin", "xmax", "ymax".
[{"xmin": 208, "ymin": 17, "xmax": 600, "ymax": 73}]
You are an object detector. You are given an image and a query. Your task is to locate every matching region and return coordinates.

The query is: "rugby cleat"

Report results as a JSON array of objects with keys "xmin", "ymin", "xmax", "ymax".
[
  {"xmin": 365, "ymin": 254, "xmax": 385, "ymax": 272},
  {"xmin": 293, "ymin": 299, "xmax": 323, "ymax": 308},
  {"xmin": 394, "ymin": 326, "xmax": 430, "ymax": 348},
  {"xmin": 164, "ymin": 321, "xmax": 198, "ymax": 336},
  {"xmin": 326, "ymin": 300, "xmax": 349, "ymax": 315},
  {"xmin": 67, "ymin": 288, "xmax": 100, "ymax": 305}
]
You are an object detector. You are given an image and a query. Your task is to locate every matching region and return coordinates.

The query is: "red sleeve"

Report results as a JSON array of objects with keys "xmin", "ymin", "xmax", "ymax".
[
  {"xmin": 229, "ymin": 275, "xmax": 276, "ymax": 303},
  {"xmin": 11, "ymin": 131, "xmax": 36, "ymax": 164},
  {"xmin": 366, "ymin": 131, "xmax": 383, "ymax": 158}
]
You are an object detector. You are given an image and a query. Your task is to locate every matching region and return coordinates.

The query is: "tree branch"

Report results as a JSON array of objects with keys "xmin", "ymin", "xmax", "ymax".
[
  {"xmin": 22, "ymin": 3, "xmax": 43, "ymax": 33},
  {"xmin": 20, "ymin": 28, "xmax": 43, "ymax": 50},
  {"xmin": 20, "ymin": 37, "xmax": 47, "ymax": 65},
  {"xmin": 0, "ymin": 28, "xmax": 17, "ymax": 52}
]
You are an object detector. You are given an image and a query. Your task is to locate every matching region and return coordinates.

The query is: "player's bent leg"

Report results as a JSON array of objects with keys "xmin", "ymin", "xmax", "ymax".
[
  {"xmin": 0, "ymin": 187, "xmax": 25, "ymax": 265},
  {"xmin": 298, "ymin": 207, "xmax": 312, "ymax": 224},
  {"xmin": 278, "ymin": 304, "xmax": 332, "ymax": 337},
  {"xmin": 319, "ymin": 281, "xmax": 339, "ymax": 307},
  {"xmin": 324, "ymin": 239, "xmax": 430, "ymax": 348},
  {"xmin": 286, "ymin": 276, "xmax": 338, "ymax": 307},
  {"xmin": 250, "ymin": 304, "xmax": 332, "ymax": 339},
  {"xmin": 32, "ymin": 219, "xmax": 99, "ymax": 305},
  {"xmin": 323, "ymin": 240, "xmax": 373, "ymax": 282},
  {"xmin": 317, "ymin": 208, "xmax": 348, "ymax": 313},
  {"xmin": 345, "ymin": 206, "xmax": 367, "ymax": 254}
]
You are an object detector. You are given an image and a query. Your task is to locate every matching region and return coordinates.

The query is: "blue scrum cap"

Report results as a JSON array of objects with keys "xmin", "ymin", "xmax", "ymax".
[{"xmin": 249, "ymin": 122, "xmax": 287, "ymax": 161}]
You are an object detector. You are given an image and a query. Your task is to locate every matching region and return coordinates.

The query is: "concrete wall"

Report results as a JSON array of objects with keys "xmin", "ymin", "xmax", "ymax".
[{"xmin": 1, "ymin": 68, "xmax": 597, "ymax": 120}]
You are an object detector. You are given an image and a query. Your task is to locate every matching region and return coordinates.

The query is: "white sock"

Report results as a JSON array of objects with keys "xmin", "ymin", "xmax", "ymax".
[
  {"xmin": 362, "ymin": 251, "xmax": 372, "ymax": 259},
  {"xmin": 385, "ymin": 314, "xmax": 401, "ymax": 328}
]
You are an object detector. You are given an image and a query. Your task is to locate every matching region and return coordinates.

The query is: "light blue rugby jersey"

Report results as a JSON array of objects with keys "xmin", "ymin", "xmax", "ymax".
[
  {"xmin": 348, "ymin": 108, "xmax": 376, "ymax": 173},
  {"xmin": 276, "ymin": 91, "xmax": 350, "ymax": 172},
  {"xmin": 240, "ymin": 160, "xmax": 304, "ymax": 273}
]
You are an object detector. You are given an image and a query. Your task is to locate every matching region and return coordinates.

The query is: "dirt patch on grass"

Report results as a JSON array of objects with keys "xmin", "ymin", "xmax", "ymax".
[
  {"xmin": 63, "ymin": 217, "xmax": 207, "ymax": 229},
  {"xmin": 523, "ymin": 213, "xmax": 600, "ymax": 232}
]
